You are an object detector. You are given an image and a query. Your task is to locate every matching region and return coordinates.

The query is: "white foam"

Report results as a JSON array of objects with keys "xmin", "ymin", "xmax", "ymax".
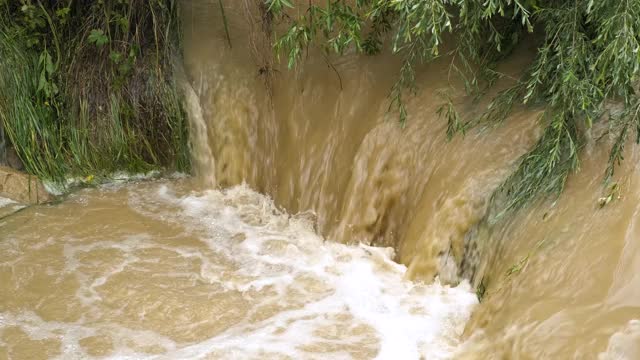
[
  {"xmin": 148, "ymin": 185, "xmax": 478, "ymax": 359},
  {"xmin": 0, "ymin": 196, "xmax": 25, "ymax": 220},
  {"xmin": 0, "ymin": 196, "xmax": 17, "ymax": 207},
  {"xmin": 43, "ymin": 170, "xmax": 164, "ymax": 195},
  {"xmin": 2, "ymin": 183, "xmax": 478, "ymax": 359},
  {"xmin": 599, "ymin": 320, "xmax": 640, "ymax": 360}
]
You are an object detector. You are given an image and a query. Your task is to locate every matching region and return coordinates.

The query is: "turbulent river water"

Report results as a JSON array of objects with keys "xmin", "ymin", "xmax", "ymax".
[
  {"xmin": 2, "ymin": 0, "xmax": 640, "ymax": 359},
  {"xmin": 0, "ymin": 180, "xmax": 477, "ymax": 359}
]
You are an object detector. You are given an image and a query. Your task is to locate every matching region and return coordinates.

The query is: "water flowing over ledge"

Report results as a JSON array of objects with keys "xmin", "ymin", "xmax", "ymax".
[
  {"xmin": 2, "ymin": 0, "xmax": 640, "ymax": 358},
  {"xmin": 178, "ymin": 1, "xmax": 640, "ymax": 358}
]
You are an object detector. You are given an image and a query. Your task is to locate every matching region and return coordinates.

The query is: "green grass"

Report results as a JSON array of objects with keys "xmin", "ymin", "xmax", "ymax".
[{"xmin": 0, "ymin": 0, "xmax": 190, "ymax": 186}]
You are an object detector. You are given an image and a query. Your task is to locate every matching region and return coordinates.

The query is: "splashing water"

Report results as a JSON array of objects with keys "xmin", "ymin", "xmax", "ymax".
[{"xmin": 0, "ymin": 180, "xmax": 476, "ymax": 359}]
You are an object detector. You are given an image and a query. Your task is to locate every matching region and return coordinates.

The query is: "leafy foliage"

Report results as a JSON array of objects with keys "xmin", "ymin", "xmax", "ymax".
[
  {"xmin": 0, "ymin": 0, "xmax": 190, "ymax": 183},
  {"xmin": 87, "ymin": 29, "xmax": 109, "ymax": 47},
  {"xmin": 267, "ymin": 0, "xmax": 640, "ymax": 214}
]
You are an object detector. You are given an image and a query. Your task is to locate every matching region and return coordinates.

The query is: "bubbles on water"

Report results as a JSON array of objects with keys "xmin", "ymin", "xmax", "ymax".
[
  {"xmin": 599, "ymin": 320, "xmax": 640, "ymax": 360},
  {"xmin": 0, "ymin": 182, "xmax": 477, "ymax": 359}
]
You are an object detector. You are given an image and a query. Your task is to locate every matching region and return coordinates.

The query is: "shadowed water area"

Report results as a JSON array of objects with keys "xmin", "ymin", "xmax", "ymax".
[{"xmin": 1, "ymin": 0, "xmax": 640, "ymax": 359}]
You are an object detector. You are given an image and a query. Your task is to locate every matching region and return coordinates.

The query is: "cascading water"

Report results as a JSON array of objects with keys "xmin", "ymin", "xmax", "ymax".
[
  {"xmin": 181, "ymin": 0, "xmax": 542, "ymax": 284},
  {"xmin": 179, "ymin": 1, "xmax": 640, "ymax": 358},
  {"xmin": 1, "ymin": 1, "xmax": 640, "ymax": 359}
]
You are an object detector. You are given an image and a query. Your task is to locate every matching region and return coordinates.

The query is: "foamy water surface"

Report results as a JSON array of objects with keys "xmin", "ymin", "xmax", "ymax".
[{"xmin": 0, "ymin": 181, "xmax": 477, "ymax": 359}]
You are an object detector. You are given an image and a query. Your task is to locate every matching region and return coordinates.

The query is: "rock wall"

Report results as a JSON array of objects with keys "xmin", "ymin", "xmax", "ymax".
[{"xmin": 0, "ymin": 166, "xmax": 52, "ymax": 204}]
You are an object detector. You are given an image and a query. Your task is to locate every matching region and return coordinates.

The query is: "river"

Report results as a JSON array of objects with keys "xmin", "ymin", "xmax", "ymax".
[{"xmin": 1, "ymin": 0, "xmax": 639, "ymax": 358}]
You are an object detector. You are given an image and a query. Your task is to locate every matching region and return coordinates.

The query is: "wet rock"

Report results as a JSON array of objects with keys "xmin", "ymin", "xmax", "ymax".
[{"xmin": 0, "ymin": 166, "xmax": 52, "ymax": 204}]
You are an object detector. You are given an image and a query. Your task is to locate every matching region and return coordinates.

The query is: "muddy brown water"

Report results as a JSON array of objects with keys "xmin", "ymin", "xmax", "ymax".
[
  {"xmin": 0, "ymin": 180, "xmax": 476, "ymax": 359},
  {"xmin": 1, "ymin": 1, "xmax": 639, "ymax": 359}
]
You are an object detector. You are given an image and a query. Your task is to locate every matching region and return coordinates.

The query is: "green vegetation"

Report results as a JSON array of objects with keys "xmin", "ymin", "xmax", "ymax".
[
  {"xmin": 0, "ymin": 0, "xmax": 190, "ymax": 184},
  {"xmin": 266, "ymin": 0, "xmax": 640, "ymax": 215}
]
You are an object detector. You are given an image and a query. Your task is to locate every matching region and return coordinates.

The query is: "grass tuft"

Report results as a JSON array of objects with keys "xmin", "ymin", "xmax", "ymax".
[{"xmin": 0, "ymin": 0, "xmax": 190, "ymax": 186}]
